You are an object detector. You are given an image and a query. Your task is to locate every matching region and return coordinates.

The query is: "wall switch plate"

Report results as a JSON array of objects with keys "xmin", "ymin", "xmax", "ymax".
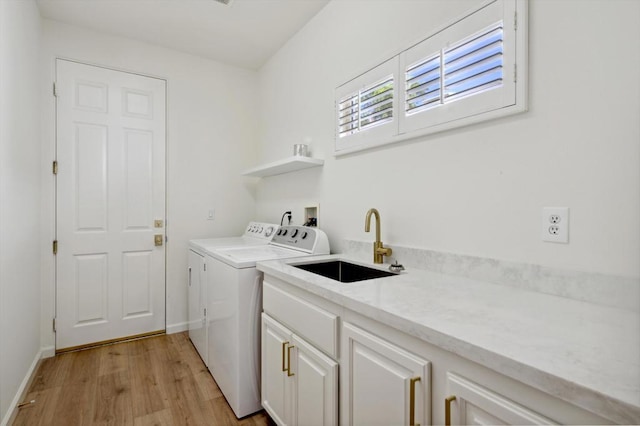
[
  {"xmin": 207, "ymin": 209, "xmax": 215, "ymax": 221},
  {"xmin": 542, "ymin": 207, "xmax": 569, "ymax": 243}
]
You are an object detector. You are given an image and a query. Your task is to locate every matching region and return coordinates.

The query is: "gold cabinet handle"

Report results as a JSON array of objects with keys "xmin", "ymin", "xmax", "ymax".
[
  {"xmin": 281, "ymin": 341, "xmax": 289, "ymax": 372},
  {"xmin": 286, "ymin": 345, "xmax": 295, "ymax": 376},
  {"xmin": 445, "ymin": 395, "xmax": 456, "ymax": 426},
  {"xmin": 410, "ymin": 376, "xmax": 421, "ymax": 426}
]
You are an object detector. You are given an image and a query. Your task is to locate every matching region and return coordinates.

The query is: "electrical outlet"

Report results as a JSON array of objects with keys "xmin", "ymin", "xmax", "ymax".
[
  {"xmin": 542, "ymin": 207, "xmax": 569, "ymax": 243},
  {"xmin": 207, "ymin": 209, "xmax": 215, "ymax": 221}
]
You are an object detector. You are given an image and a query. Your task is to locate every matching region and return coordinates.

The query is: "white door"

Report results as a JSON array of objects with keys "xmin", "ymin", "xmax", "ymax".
[
  {"xmin": 262, "ymin": 313, "xmax": 292, "ymax": 426},
  {"xmin": 292, "ymin": 333, "xmax": 338, "ymax": 426},
  {"xmin": 342, "ymin": 322, "xmax": 431, "ymax": 426},
  {"xmin": 188, "ymin": 249, "xmax": 206, "ymax": 362},
  {"xmin": 445, "ymin": 373, "xmax": 555, "ymax": 425},
  {"xmin": 55, "ymin": 59, "xmax": 166, "ymax": 351}
]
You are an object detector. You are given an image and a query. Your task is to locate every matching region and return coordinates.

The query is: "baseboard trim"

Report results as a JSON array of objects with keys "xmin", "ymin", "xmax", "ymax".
[
  {"xmin": 166, "ymin": 321, "xmax": 188, "ymax": 334},
  {"xmin": 40, "ymin": 345, "xmax": 55, "ymax": 359},
  {"xmin": 1, "ymin": 348, "xmax": 43, "ymax": 426}
]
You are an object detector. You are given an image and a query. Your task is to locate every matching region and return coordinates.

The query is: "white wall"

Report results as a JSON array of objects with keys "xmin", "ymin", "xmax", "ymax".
[
  {"xmin": 255, "ymin": 0, "xmax": 640, "ymax": 278},
  {"xmin": 0, "ymin": 0, "xmax": 42, "ymax": 422},
  {"xmin": 39, "ymin": 20, "xmax": 259, "ymax": 349}
]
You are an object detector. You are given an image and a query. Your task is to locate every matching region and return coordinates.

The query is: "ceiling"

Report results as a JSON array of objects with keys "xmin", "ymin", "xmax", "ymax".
[{"xmin": 36, "ymin": 0, "xmax": 330, "ymax": 70}]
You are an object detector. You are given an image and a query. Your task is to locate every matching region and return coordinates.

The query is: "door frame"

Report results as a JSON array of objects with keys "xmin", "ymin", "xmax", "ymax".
[{"xmin": 45, "ymin": 57, "xmax": 169, "ymax": 353}]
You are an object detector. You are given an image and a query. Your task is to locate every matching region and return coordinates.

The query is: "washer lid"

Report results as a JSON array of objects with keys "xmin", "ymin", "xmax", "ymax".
[{"xmin": 213, "ymin": 245, "xmax": 308, "ymax": 268}]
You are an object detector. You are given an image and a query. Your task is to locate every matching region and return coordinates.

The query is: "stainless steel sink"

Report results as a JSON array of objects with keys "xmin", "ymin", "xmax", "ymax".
[{"xmin": 293, "ymin": 260, "xmax": 397, "ymax": 283}]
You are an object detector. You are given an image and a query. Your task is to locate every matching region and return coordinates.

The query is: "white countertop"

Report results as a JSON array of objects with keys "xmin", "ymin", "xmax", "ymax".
[{"xmin": 257, "ymin": 254, "xmax": 640, "ymax": 424}]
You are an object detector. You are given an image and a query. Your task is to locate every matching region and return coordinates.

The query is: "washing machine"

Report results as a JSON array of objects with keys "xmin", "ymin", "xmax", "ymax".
[
  {"xmin": 205, "ymin": 225, "xmax": 330, "ymax": 418},
  {"xmin": 188, "ymin": 222, "xmax": 279, "ymax": 364}
]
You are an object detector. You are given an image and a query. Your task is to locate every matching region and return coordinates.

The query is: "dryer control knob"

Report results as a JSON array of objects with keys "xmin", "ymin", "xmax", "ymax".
[
  {"xmin": 301, "ymin": 231, "xmax": 308, "ymax": 239},
  {"xmin": 291, "ymin": 229, "xmax": 299, "ymax": 238}
]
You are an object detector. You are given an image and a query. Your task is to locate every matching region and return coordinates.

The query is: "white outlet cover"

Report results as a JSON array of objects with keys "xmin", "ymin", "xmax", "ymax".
[{"xmin": 542, "ymin": 207, "xmax": 569, "ymax": 243}]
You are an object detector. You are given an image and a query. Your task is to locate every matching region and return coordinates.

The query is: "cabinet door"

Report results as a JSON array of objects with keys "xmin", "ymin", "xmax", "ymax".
[
  {"xmin": 262, "ymin": 313, "xmax": 293, "ymax": 426},
  {"xmin": 187, "ymin": 250, "xmax": 206, "ymax": 362},
  {"xmin": 342, "ymin": 322, "xmax": 431, "ymax": 426},
  {"xmin": 292, "ymin": 333, "xmax": 339, "ymax": 426},
  {"xmin": 445, "ymin": 373, "xmax": 555, "ymax": 425}
]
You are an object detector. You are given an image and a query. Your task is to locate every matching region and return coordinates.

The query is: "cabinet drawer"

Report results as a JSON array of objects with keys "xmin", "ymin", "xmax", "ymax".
[{"xmin": 264, "ymin": 280, "xmax": 338, "ymax": 357}]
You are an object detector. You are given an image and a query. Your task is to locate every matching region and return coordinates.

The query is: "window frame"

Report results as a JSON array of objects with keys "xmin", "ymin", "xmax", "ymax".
[{"xmin": 334, "ymin": 0, "xmax": 527, "ymax": 156}]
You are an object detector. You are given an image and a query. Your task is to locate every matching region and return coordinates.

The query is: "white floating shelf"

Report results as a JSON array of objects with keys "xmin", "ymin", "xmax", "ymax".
[{"xmin": 242, "ymin": 156, "xmax": 324, "ymax": 177}]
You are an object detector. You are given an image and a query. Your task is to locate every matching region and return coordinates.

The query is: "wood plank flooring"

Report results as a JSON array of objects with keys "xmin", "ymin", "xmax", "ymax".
[{"xmin": 12, "ymin": 332, "xmax": 270, "ymax": 426}]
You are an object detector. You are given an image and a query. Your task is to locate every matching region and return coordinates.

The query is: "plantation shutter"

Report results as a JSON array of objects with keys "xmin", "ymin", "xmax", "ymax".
[
  {"xmin": 444, "ymin": 25, "xmax": 504, "ymax": 101},
  {"xmin": 335, "ymin": 56, "xmax": 399, "ymax": 152}
]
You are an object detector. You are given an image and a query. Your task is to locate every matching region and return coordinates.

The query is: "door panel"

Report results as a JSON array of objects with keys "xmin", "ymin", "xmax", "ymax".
[
  {"xmin": 122, "ymin": 250, "xmax": 152, "ymax": 318},
  {"xmin": 56, "ymin": 59, "xmax": 166, "ymax": 350},
  {"xmin": 123, "ymin": 129, "xmax": 154, "ymax": 228},
  {"xmin": 74, "ymin": 253, "xmax": 108, "ymax": 324},
  {"xmin": 446, "ymin": 373, "xmax": 555, "ymax": 425},
  {"xmin": 342, "ymin": 322, "xmax": 431, "ymax": 426},
  {"xmin": 292, "ymin": 333, "xmax": 338, "ymax": 426},
  {"xmin": 262, "ymin": 313, "xmax": 291, "ymax": 426},
  {"xmin": 75, "ymin": 123, "xmax": 108, "ymax": 231}
]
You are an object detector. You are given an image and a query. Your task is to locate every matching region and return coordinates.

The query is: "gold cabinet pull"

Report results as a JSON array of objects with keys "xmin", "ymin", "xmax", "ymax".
[
  {"xmin": 410, "ymin": 376, "xmax": 421, "ymax": 426},
  {"xmin": 286, "ymin": 345, "xmax": 295, "ymax": 376},
  {"xmin": 445, "ymin": 395, "xmax": 456, "ymax": 426},
  {"xmin": 281, "ymin": 341, "xmax": 289, "ymax": 372}
]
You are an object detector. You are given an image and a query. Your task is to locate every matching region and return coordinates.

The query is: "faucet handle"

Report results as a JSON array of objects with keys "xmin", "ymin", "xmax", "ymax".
[{"xmin": 373, "ymin": 241, "xmax": 392, "ymax": 263}]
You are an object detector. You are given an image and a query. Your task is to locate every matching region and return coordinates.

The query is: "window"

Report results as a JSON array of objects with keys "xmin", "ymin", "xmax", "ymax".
[
  {"xmin": 335, "ymin": 0, "xmax": 527, "ymax": 155},
  {"xmin": 334, "ymin": 57, "xmax": 399, "ymax": 151},
  {"xmin": 338, "ymin": 76, "xmax": 394, "ymax": 138}
]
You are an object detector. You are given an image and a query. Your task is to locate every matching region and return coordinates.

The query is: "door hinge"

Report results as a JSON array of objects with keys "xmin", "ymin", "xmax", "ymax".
[
  {"xmin": 52, "ymin": 240, "xmax": 58, "ymax": 255},
  {"xmin": 514, "ymin": 11, "xmax": 518, "ymax": 31},
  {"xmin": 52, "ymin": 318, "xmax": 56, "ymax": 333},
  {"xmin": 52, "ymin": 161, "xmax": 58, "ymax": 175},
  {"xmin": 204, "ymin": 308, "xmax": 207, "ymax": 317},
  {"xmin": 514, "ymin": 63, "xmax": 517, "ymax": 83},
  {"xmin": 53, "ymin": 82, "xmax": 58, "ymax": 97},
  {"xmin": 204, "ymin": 263, "xmax": 207, "ymax": 271}
]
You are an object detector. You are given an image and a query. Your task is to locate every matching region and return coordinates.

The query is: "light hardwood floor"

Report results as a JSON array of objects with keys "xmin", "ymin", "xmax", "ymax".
[{"xmin": 12, "ymin": 332, "xmax": 271, "ymax": 426}]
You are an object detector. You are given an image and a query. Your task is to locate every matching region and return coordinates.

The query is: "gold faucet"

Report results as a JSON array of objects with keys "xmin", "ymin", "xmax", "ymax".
[{"xmin": 365, "ymin": 208, "xmax": 392, "ymax": 264}]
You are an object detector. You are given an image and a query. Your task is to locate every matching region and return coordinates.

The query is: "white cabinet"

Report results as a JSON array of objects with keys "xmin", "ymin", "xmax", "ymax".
[
  {"xmin": 187, "ymin": 249, "xmax": 206, "ymax": 362},
  {"xmin": 444, "ymin": 373, "xmax": 555, "ymax": 425},
  {"xmin": 262, "ymin": 313, "xmax": 338, "ymax": 426},
  {"xmin": 341, "ymin": 321, "xmax": 431, "ymax": 426},
  {"xmin": 260, "ymin": 272, "xmax": 611, "ymax": 426}
]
